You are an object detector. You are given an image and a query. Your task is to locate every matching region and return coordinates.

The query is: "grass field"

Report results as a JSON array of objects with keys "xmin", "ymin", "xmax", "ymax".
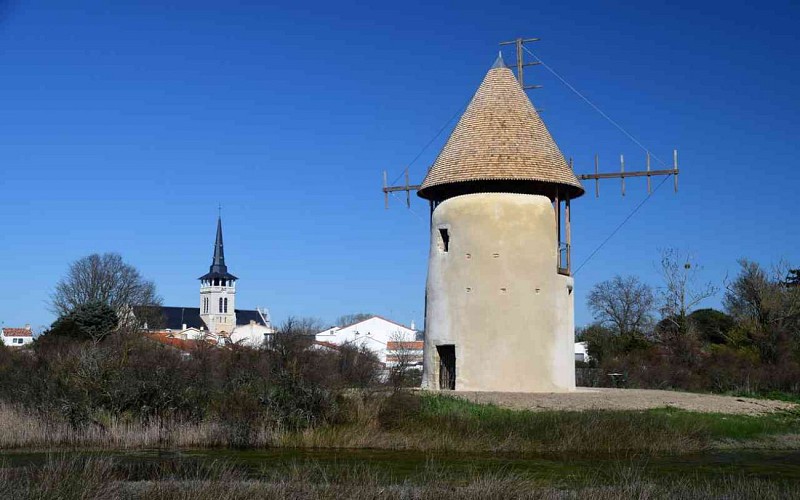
[{"xmin": 1, "ymin": 393, "xmax": 799, "ymax": 454}]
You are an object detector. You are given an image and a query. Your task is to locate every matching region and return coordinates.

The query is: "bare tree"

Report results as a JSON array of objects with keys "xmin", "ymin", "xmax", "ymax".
[
  {"xmin": 271, "ymin": 316, "xmax": 324, "ymax": 359},
  {"xmin": 386, "ymin": 332, "xmax": 420, "ymax": 391},
  {"xmin": 658, "ymin": 249, "xmax": 718, "ymax": 336},
  {"xmin": 279, "ymin": 316, "xmax": 324, "ymax": 337},
  {"xmin": 50, "ymin": 253, "xmax": 162, "ymax": 321},
  {"xmin": 587, "ymin": 275, "xmax": 655, "ymax": 339},
  {"xmin": 335, "ymin": 313, "xmax": 374, "ymax": 327}
]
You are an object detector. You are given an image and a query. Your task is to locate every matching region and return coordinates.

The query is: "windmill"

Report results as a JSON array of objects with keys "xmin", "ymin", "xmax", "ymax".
[{"xmin": 380, "ymin": 38, "xmax": 679, "ymax": 392}]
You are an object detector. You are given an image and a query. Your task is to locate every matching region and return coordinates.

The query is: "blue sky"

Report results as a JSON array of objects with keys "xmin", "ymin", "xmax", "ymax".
[{"xmin": 1, "ymin": 0, "xmax": 798, "ymax": 332}]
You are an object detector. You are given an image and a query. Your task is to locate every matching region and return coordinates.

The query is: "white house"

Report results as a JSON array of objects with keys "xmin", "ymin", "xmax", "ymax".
[
  {"xmin": 386, "ymin": 340, "xmax": 424, "ymax": 368},
  {"xmin": 315, "ymin": 316, "xmax": 417, "ymax": 364},
  {"xmin": 2, "ymin": 326, "xmax": 34, "ymax": 347},
  {"xmin": 574, "ymin": 341, "xmax": 590, "ymax": 362}
]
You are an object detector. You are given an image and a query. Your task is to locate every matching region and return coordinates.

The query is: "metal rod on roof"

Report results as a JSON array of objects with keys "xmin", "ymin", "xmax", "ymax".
[{"xmin": 499, "ymin": 38, "xmax": 541, "ymax": 44}]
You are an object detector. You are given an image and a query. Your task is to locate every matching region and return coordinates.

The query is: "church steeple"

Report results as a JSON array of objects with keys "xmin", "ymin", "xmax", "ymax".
[
  {"xmin": 199, "ymin": 216, "xmax": 237, "ymax": 281},
  {"xmin": 199, "ymin": 215, "xmax": 237, "ymax": 334},
  {"xmin": 210, "ymin": 216, "xmax": 227, "ymax": 275}
]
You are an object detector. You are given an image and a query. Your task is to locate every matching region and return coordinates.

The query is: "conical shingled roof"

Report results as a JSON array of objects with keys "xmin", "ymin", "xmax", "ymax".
[{"xmin": 417, "ymin": 55, "xmax": 584, "ymax": 201}]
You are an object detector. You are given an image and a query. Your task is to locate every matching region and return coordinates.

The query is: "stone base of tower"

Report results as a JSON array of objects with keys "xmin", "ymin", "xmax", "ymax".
[{"xmin": 421, "ymin": 193, "xmax": 576, "ymax": 393}]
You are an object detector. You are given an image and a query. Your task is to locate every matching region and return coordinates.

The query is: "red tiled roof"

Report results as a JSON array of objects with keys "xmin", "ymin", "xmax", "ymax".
[
  {"xmin": 313, "ymin": 341, "xmax": 341, "ymax": 351},
  {"xmin": 3, "ymin": 328, "xmax": 33, "ymax": 337},
  {"xmin": 387, "ymin": 341, "xmax": 423, "ymax": 350},
  {"xmin": 146, "ymin": 333, "xmax": 210, "ymax": 352}
]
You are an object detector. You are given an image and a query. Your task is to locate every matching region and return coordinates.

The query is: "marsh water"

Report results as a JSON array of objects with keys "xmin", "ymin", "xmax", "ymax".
[{"xmin": 3, "ymin": 448, "xmax": 800, "ymax": 484}]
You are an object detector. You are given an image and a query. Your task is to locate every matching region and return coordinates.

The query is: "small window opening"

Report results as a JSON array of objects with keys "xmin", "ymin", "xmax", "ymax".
[{"xmin": 438, "ymin": 228, "xmax": 450, "ymax": 252}]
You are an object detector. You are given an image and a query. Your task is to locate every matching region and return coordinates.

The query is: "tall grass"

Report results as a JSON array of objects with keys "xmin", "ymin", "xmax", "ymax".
[
  {"xmin": 285, "ymin": 393, "xmax": 800, "ymax": 454},
  {"xmin": 0, "ymin": 403, "xmax": 281, "ymax": 450},
  {"xmin": 0, "ymin": 455, "xmax": 798, "ymax": 499},
  {"xmin": 2, "ymin": 394, "xmax": 799, "ymax": 454}
]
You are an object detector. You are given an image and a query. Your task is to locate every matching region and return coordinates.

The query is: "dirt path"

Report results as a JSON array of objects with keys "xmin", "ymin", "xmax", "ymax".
[{"xmin": 449, "ymin": 388, "xmax": 796, "ymax": 415}]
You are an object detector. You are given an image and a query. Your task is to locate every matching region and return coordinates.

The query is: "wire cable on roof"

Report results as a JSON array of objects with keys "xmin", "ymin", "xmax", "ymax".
[
  {"xmin": 521, "ymin": 44, "xmax": 677, "ymax": 273},
  {"xmin": 522, "ymin": 45, "xmax": 669, "ymax": 168},
  {"xmin": 572, "ymin": 172, "xmax": 672, "ymax": 275},
  {"xmin": 389, "ymin": 191, "xmax": 427, "ymax": 222},
  {"xmin": 388, "ymin": 94, "xmax": 473, "ymax": 187}
]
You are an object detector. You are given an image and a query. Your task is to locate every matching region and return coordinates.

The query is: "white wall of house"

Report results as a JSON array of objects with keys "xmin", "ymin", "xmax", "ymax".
[
  {"xmin": 1, "ymin": 329, "xmax": 33, "ymax": 347},
  {"xmin": 230, "ymin": 322, "xmax": 275, "ymax": 348},
  {"xmin": 386, "ymin": 342, "xmax": 424, "ymax": 368},
  {"xmin": 315, "ymin": 316, "xmax": 416, "ymax": 364},
  {"xmin": 574, "ymin": 341, "xmax": 590, "ymax": 362}
]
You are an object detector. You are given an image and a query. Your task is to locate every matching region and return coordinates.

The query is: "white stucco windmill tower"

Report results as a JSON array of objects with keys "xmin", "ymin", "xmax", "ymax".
[
  {"xmin": 382, "ymin": 41, "xmax": 679, "ymax": 393},
  {"xmin": 416, "ymin": 53, "xmax": 584, "ymax": 392}
]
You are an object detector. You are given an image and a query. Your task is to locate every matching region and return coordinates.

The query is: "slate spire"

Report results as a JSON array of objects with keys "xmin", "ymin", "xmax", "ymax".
[
  {"xmin": 210, "ymin": 216, "xmax": 226, "ymax": 274},
  {"xmin": 199, "ymin": 216, "xmax": 237, "ymax": 281}
]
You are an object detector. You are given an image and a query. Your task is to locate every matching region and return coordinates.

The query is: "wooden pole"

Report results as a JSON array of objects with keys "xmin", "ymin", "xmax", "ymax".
[
  {"xmin": 516, "ymin": 38, "xmax": 524, "ymax": 88},
  {"xmin": 383, "ymin": 170, "xmax": 388, "ymax": 209},
  {"xmin": 565, "ymin": 194, "xmax": 571, "ymax": 273},
  {"xmin": 554, "ymin": 191, "xmax": 561, "ymax": 264},
  {"xmin": 674, "ymin": 149, "xmax": 679, "ymax": 193},
  {"xmin": 405, "ymin": 168, "xmax": 410, "ymax": 208},
  {"xmin": 594, "ymin": 154, "xmax": 599, "ymax": 198}
]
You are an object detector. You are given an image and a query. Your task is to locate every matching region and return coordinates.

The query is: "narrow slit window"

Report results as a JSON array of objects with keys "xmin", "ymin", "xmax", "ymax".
[{"xmin": 438, "ymin": 228, "xmax": 450, "ymax": 253}]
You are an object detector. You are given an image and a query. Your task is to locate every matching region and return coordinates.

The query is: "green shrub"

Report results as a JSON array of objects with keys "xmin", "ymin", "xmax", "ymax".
[{"xmin": 377, "ymin": 391, "xmax": 421, "ymax": 430}]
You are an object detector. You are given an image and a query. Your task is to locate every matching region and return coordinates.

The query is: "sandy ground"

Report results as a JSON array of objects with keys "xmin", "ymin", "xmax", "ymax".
[{"xmin": 447, "ymin": 388, "xmax": 796, "ymax": 415}]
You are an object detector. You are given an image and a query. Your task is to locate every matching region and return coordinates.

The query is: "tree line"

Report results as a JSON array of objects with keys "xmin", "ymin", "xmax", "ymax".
[{"xmin": 581, "ymin": 250, "xmax": 800, "ymax": 396}]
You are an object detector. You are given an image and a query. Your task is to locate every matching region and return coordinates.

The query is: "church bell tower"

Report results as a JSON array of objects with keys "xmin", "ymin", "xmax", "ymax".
[{"xmin": 199, "ymin": 217, "xmax": 238, "ymax": 334}]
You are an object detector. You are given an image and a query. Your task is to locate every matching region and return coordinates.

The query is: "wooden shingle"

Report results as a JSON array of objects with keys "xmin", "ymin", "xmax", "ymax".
[{"xmin": 418, "ymin": 60, "xmax": 584, "ymax": 200}]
